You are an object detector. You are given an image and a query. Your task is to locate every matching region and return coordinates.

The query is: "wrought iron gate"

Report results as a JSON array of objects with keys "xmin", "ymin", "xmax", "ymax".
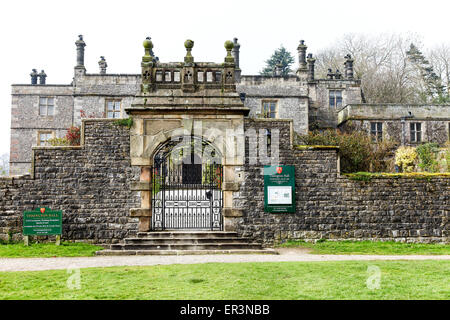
[{"xmin": 151, "ymin": 150, "xmax": 223, "ymax": 230}]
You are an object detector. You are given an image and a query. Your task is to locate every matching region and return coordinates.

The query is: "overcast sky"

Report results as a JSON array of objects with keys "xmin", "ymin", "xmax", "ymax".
[{"xmin": 1, "ymin": 0, "xmax": 449, "ymax": 156}]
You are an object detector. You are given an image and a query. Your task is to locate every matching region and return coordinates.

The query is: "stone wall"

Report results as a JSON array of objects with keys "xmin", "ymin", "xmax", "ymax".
[
  {"xmin": 1, "ymin": 120, "xmax": 140, "ymax": 243},
  {"xmin": 238, "ymin": 119, "xmax": 449, "ymax": 244}
]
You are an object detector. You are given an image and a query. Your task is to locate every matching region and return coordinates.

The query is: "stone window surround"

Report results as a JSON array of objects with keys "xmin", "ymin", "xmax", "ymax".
[
  {"xmin": 370, "ymin": 122, "xmax": 383, "ymax": 142},
  {"xmin": 37, "ymin": 130, "xmax": 55, "ymax": 146},
  {"xmin": 329, "ymin": 89, "xmax": 343, "ymax": 108},
  {"xmin": 38, "ymin": 96, "xmax": 55, "ymax": 117},
  {"xmin": 105, "ymin": 99, "xmax": 122, "ymax": 119},
  {"xmin": 410, "ymin": 122, "xmax": 422, "ymax": 143},
  {"xmin": 261, "ymin": 100, "xmax": 278, "ymax": 119},
  {"xmin": 154, "ymin": 69, "xmax": 181, "ymax": 83}
]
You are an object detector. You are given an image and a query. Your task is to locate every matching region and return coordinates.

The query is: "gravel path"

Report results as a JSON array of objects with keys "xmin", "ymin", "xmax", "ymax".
[{"xmin": 1, "ymin": 250, "xmax": 449, "ymax": 272}]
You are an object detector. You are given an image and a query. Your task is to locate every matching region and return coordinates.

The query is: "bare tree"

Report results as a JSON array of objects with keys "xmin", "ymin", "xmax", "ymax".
[
  {"xmin": 314, "ymin": 32, "xmax": 434, "ymax": 104},
  {"xmin": 428, "ymin": 44, "xmax": 450, "ymax": 97}
]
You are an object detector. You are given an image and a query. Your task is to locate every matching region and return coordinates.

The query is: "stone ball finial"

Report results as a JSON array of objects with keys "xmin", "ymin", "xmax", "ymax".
[
  {"xmin": 184, "ymin": 39, "xmax": 194, "ymax": 49},
  {"xmin": 224, "ymin": 40, "xmax": 234, "ymax": 50},
  {"xmin": 143, "ymin": 37, "xmax": 153, "ymax": 49}
]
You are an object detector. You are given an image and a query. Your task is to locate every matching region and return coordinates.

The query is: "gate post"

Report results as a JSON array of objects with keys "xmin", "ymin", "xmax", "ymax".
[
  {"xmin": 222, "ymin": 165, "xmax": 243, "ymax": 231},
  {"xmin": 130, "ymin": 166, "xmax": 152, "ymax": 232}
]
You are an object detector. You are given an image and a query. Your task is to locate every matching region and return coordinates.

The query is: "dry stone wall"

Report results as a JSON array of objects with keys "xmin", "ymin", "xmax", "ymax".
[{"xmin": 0, "ymin": 120, "xmax": 140, "ymax": 243}]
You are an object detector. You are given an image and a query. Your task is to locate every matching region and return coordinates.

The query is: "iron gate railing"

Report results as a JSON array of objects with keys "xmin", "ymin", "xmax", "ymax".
[{"xmin": 151, "ymin": 163, "xmax": 223, "ymax": 230}]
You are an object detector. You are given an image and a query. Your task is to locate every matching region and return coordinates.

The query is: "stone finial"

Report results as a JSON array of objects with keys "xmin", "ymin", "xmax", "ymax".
[
  {"xmin": 75, "ymin": 34, "xmax": 86, "ymax": 68},
  {"xmin": 184, "ymin": 39, "xmax": 194, "ymax": 64},
  {"xmin": 38, "ymin": 70, "xmax": 47, "ymax": 84},
  {"xmin": 306, "ymin": 53, "xmax": 316, "ymax": 82},
  {"xmin": 98, "ymin": 56, "xmax": 107, "ymax": 74},
  {"xmin": 224, "ymin": 40, "xmax": 235, "ymax": 64},
  {"xmin": 142, "ymin": 37, "xmax": 154, "ymax": 65},
  {"xmin": 335, "ymin": 69, "xmax": 342, "ymax": 79},
  {"xmin": 344, "ymin": 54, "xmax": 354, "ymax": 79},
  {"xmin": 297, "ymin": 40, "xmax": 308, "ymax": 70},
  {"xmin": 232, "ymin": 38, "xmax": 240, "ymax": 68},
  {"xmin": 30, "ymin": 69, "xmax": 38, "ymax": 85}
]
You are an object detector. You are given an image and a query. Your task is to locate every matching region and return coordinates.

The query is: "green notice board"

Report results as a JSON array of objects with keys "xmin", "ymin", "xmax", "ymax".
[
  {"xmin": 23, "ymin": 207, "xmax": 62, "ymax": 236},
  {"xmin": 264, "ymin": 166, "xmax": 295, "ymax": 213}
]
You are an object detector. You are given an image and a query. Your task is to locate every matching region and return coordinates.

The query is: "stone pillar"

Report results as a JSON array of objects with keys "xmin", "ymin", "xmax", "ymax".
[
  {"xmin": 307, "ymin": 53, "xmax": 316, "ymax": 82},
  {"xmin": 30, "ymin": 69, "xmax": 38, "ymax": 85},
  {"xmin": 98, "ymin": 56, "xmax": 107, "ymax": 74},
  {"xmin": 38, "ymin": 70, "xmax": 47, "ymax": 84},
  {"xmin": 232, "ymin": 38, "xmax": 241, "ymax": 82},
  {"xmin": 75, "ymin": 35, "xmax": 86, "ymax": 76},
  {"xmin": 344, "ymin": 54, "xmax": 354, "ymax": 79},
  {"xmin": 141, "ymin": 37, "xmax": 155, "ymax": 94}
]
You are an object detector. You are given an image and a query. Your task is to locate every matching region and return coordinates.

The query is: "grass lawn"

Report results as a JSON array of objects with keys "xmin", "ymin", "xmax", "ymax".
[
  {"xmin": 0, "ymin": 261, "xmax": 448, "ymax": 299},
  {"xmin": 0, "ymin": 242, "xmax": 103, "ymax": 258},
  {"xmin": 278, "ymin": 240, "xmax": 450, "ymax": 255}
]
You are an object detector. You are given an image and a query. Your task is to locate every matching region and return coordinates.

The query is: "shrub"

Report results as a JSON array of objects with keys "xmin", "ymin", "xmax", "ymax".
[
  {"xmin": 395, "ymin": 146, "xmax": 417, "ymax": 172},
  {"xmin": 416, "ymin": 143, "xmax": 440, "ymax": 172},
  {"xmin": 65, "ymin": 126, "xmax": 81, "ymax": 146},
  {"xmin": 296, "ymin": 130, "xmax": 397, "ymax": 173}
]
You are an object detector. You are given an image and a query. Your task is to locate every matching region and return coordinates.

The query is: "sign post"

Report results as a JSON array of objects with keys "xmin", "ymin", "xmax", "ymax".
[
  {"xmin": 264, "ymin": 166, "xmax": 295, "ymax": 213},
  {"xmin": 23, "ymin": 207, "xmax": 62, "ymax": 245}
]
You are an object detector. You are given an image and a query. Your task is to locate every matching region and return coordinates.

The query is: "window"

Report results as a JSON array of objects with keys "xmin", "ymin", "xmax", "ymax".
[
  {"xmin": 262, "ymin": 101, "xmax": 277, "ymax": 118},
  {"xmin": 370, "ymin": 122, "xmax": 383, "ymax": 142},
  {"xmin": 329, "ymin": 90, "xmax": 343, "ymax": 108},
  {"xmin": 37, "ymin": 131, "xmax": 54, "ymax": 146},
  {"xmin": 410, "ymin": 122, "xmax": 422, "ymax": 143},
  {"xmin": 39, "ymin": 97, "xmax": 54, "ymax": 116},
  {"xmin": 106, "ymin": 100, "xmax": 121, "ymax": 119}
]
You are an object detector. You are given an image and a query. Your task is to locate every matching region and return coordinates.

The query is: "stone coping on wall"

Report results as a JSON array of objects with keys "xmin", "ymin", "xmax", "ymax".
[
  {"xmin": 344, "ymin": 172, "xmax": 450, "ymax": 181},
  {"xmin": 295, "ymin": 145, "xmax": 339, "ymax": 150}
]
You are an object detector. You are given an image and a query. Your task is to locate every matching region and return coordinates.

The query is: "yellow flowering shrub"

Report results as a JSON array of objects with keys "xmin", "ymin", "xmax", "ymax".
[{"xmin": 395, "ymin": 146, "xmax": 418, "ymax": 172}]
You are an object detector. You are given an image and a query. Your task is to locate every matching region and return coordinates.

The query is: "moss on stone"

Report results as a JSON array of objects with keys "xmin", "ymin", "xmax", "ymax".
[
  {"xmin": 112, "ymin": 118, "xmax": 133, "ymax": 129},
  {"xmin": 344, "ymin": 171, "xmax": 450, "ymax": 182}
]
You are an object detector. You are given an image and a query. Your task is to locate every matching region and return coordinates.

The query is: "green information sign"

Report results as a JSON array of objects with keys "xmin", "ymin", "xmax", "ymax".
[
  {"xmin": 264, "ymin": 166, "xmax": 295, "ymax": 213},
  {"xmin": 23, "ymin": 207, "xmax": 62, "ymax": 236}
]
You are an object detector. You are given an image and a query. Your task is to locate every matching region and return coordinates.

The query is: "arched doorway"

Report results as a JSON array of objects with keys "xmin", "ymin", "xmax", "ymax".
[{"xmin": 151, "ymin": 136, "xmax": 223, "ymax": 230}]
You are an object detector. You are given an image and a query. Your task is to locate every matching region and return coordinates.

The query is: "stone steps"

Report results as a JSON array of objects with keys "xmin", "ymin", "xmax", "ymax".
[
  {"xmin": 96, "ymin": 231, "xmax": 275, "ymax": 256},
  {"xmin": 96, "ymin": 249, "xmax": 277, "ymax": 256}
]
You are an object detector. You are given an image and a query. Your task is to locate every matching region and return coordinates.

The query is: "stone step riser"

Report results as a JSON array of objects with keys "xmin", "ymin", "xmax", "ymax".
[
  {"xmin": 136, "ymin": 232, "xmax": 239, "ymax": 239},
  {"xmin": 96, "ymin": 249, "xmax": 277, "ymax": 256},
  {"xmin": 110, "ymin": 244, "xmax": 263, "ymax": 251},
  {"xmin": 124, "ymin": 238, "xmax": 248, "ymax": 245}
]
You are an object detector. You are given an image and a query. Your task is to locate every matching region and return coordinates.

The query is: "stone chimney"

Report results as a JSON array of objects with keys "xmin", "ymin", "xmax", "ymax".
[
  {"xmin": 232, "ymin": 38, "xmax": 241, "ymax": 82},
  {"xmin": 344, "ymin": 54, "xmax": 354, "ymax": 79},
  {"xmin": 274, "ymin": 63, "xmax": 283, "ymax": 76},
  {"xmin": 307, "ymin": 53, "xmax": 316, "ymax": 82},
  {"xmin": 75, "ymin": 35, "xmax": 86, "ymax": 75},
  {"xmin": 297, "ymin": 40, "xmax": 307, "ymax": 70},
  {"xmin": 98, "ymin": 56, "xmax": 107, "ymax": 74},
  {"xmin": 38, "ymin": 70, "xmax": 47, "ymax": 84},
  {"xmin": 30, "ymin": 69, "xmax": 38, "ymax": 85}
]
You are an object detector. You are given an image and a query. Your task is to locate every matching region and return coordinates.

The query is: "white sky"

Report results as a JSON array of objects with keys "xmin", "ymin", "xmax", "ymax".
[{"xmin": 1, "ymin": 0, "xmax": 449, "ymax": 156}]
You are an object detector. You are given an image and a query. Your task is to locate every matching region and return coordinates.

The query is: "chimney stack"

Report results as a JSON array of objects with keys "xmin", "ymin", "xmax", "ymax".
[
  {"xmin": 232, "ymin": 38, "xmax": 241, "ymax": 82},
  {"xmin": 344, "ymin": 54, "xmax": 354, "ymax": 79},
  {"xmin": 98, "ymin": 56, "xmax": 107, "ymax": 74},
  {"xmin": 297, "ymin": 40, "xmax": 307, "ymax": 70},
  {"xmin": 30, "ymin": 69, "xmax": 38, "ymax": 85},
  {"xmin": 307, "ymin": 53, "xmax": 316, "ymax": 82},
  {"xmin": 75, "ymin": 35, "xmax": 86, "ymax": 75},
  {"xmin": 38, "ymin": 70, "xmax": 47, "ymax": 84}
]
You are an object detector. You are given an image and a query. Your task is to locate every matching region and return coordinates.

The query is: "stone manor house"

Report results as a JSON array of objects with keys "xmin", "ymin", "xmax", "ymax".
[
  {"xmin": 10, "ymin": 35, "xmax": 450, "ymax": 176},
  {"xmin": 1, "ymin": 35, "xmax": 448, "ymax": 249}
]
